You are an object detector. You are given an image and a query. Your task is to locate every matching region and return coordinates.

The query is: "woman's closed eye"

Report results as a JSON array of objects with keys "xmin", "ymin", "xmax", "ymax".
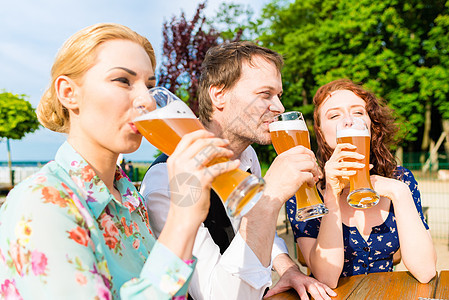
[
  {"xmin": 112, "ymin": 77, "xmax": 130, "ymax": 86},
  {"xmin": 329, "ymin": 114, "xmax": 340, "ymax": 119}
]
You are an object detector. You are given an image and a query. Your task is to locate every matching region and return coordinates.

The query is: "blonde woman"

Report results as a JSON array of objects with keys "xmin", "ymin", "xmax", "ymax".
[{"xmin": 0, "ymin": 23, "xmax": 238, "ymax": 299}]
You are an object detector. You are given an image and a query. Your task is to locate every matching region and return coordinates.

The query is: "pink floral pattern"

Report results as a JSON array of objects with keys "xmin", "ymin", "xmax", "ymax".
[{"xmin": 0, "ymin": 142, "xmax": 195, "ymax": 299}]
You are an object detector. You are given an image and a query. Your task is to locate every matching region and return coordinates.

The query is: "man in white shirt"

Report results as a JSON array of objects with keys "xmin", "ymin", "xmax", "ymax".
[{"xmin": 141, "ymin": 42, "xmax": 335, "ymax": 300}]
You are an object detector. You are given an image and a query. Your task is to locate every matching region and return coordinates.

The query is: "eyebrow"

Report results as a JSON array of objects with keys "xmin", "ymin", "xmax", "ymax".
[
  {"xmin": 110, "ymin": 67, "xmax": 136, "ymax": 76},
  {"xmin": 110, "ymin": 67, "xmax": 156, "ymax": 81},
  {"xmin": 258, "ymin": 86, "xmax": 283, "ymax": 94},
  {"xmin": 325, "ymin": 104, "xmax": 366, "ymax": 113}
]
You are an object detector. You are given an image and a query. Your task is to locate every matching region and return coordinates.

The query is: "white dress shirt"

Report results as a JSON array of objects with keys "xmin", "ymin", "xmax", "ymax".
[{"xmin": 140, "ymin": 146, "xmax": 288, "ymax": 300}]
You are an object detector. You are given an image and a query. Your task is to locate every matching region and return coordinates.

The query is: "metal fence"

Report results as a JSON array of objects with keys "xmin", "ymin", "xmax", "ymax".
[
  {"xmin": 1, "ymin": 157, "xmax": 448, "ymax": 243},
  {"xmin": 402, "ymin": 158, "xmax": 449, "ymax": 243}
]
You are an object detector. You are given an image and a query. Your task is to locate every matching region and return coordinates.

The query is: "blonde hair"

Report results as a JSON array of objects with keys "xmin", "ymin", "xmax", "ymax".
[{"xmin": 37, "ymin": 23, "xmax": 156, "ymax": 133}]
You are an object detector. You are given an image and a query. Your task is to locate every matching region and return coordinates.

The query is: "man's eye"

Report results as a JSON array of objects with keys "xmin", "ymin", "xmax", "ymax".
[
  {"xmin": 262, "ymin": 92, "xmax": 271, "ymax": 98},
  {"xmin": 112, "ymin": 77, "xmax": 130, "ymax": 85}
]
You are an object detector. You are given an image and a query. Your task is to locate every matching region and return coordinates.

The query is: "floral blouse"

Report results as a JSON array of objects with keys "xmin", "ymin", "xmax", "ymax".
[
  {"xmin": 0, "ymin": 142, "xmax": 195, "ymax": 299},
  {"xmin": 287, "ymin": 166, "xmax": 429, "ymax": 277}
]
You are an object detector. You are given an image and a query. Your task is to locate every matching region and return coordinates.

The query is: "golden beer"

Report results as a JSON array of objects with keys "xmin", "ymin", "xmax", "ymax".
[
  {"xmin": 269, "ymin": 112, "xmax": 328, "ymax": 221},
  {"xmin": 134, "ymin": 97, "xmax": 264, "ymax": 217},
  {"xmin": 336, "ymin": 125, "xmax": 379, "ymax": 208}
]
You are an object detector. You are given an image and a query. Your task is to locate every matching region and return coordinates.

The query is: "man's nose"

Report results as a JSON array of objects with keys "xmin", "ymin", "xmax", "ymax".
[{"xmin": 269, "ymin": 95, "xmax": 285, "ymax": 114}]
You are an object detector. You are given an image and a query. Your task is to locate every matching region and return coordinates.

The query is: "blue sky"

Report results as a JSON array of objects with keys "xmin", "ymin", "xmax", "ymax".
[{"xmin": 0, "ymin": 0, "xmax": 267, "ymax": 162}]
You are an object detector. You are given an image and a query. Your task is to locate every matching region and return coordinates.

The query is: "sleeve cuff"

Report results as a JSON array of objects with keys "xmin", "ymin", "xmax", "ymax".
[
  {"xmin": 271, "ymin": 232, "xmax": 289, "ymax": 263},
  {"xmin": 140, "ymin": 241, "xmax": 197, "ymax": 296},
  {"xmin": 219, "ymin": 232, "xmax": 272, "ymax": 289}
]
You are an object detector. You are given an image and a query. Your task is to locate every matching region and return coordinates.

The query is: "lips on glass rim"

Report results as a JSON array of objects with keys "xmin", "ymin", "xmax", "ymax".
[{"xmin": 129, "ymin": 123, "xmax": 140, "ymax": 134}]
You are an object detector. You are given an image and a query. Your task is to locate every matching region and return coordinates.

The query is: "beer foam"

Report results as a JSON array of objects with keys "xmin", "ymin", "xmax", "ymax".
[
  {"xmin": 336, "ymin": 128, "xmax": 370, "ymax": 138},
  {"xmin": 269, "ymin": 119, "xmax": 308, "ymax": 132},
  {"xmin": 134, "ymin": 100, "xmax": 197, "ymax": 121}
]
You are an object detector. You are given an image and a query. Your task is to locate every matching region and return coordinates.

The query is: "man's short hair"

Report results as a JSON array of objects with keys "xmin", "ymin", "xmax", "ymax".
[{"xmin": 198, "ymin": 41, "xmax": 283, "ymax": 123}]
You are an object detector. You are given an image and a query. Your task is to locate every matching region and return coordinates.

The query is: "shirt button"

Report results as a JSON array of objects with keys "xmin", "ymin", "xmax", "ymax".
[
  {"xmin": 362, "ymin": 263, "xmax": 368, "ymax": 268},
  {"xmin": 363, "ymin": 247, "xmax": 370, "ymax": 252}
]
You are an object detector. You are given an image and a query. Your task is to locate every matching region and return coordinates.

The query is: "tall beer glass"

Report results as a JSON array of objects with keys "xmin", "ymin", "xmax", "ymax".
[
  {"xmin": 269, "ymin": 111, "xmax": 329, "ymax": 221},
  {"xmin": 336, "ymin": 117, "xmax": 379, "ymax": 208},
  {"xmin": 133, "ymin": 87, "xmax": 265, "ymax": 217}
]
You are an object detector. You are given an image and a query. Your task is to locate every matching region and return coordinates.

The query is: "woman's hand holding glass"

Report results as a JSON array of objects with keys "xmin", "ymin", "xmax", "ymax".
[
  {"xmin": 166, "ymin": 130, "xmax": 239, "ymax": 225},
  {"xmin": 336, "ymin": 117, "xmax": 380, "ymax": 208},
  {"xmin": 324, "ymin": 143, "xmax": 365, "ymax": 200},
  {"xmin": 156, "ymin": 129, "xmax": 240, "ymax": 261},
  {"xmin": 369, "ymin": 174, "xmax": 409, "ymax": 203}
]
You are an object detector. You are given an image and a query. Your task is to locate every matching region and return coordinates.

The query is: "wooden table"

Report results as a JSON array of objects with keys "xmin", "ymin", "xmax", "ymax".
[
  {"xmin": 265, "ymin": 271, "xmax": 449, "ymax": 300},
  {"xmin": 435, "ymin": 270, "xmax": 449, "ymax": 299}
]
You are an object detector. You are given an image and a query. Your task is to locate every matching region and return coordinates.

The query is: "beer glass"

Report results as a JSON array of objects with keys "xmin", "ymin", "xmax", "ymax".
[
  {"xmin": 133, "ymin": 87, "xmax": 265, "ymax": 217},
  {"xmin": 336, "ymin": 117, "xmax": 379, "ymax": 208},
  {"xmin": 269, "ymin": 111, "xmax": 329, "ymax": 221}
]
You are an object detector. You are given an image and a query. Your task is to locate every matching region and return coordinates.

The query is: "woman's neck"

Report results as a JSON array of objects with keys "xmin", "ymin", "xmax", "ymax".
[{"xmin": 67, "ymin": 137, "xmax": 119, "ymax": 200}]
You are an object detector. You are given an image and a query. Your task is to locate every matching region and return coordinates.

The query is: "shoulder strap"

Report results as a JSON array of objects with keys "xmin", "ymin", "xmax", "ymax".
[{"xmin": 146, "ymin": 154, "xmax": 235, "ymax": 254}]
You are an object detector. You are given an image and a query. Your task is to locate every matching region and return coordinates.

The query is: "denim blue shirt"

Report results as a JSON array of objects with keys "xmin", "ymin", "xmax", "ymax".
[{"xmin": 287, "ymin": 166, "xmax": 429, "ymax": 277}]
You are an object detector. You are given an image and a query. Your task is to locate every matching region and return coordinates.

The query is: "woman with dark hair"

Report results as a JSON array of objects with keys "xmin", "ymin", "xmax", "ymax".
[{"xmin": 287, "ymin": 79, "xmax": 436, "ymax": 288}]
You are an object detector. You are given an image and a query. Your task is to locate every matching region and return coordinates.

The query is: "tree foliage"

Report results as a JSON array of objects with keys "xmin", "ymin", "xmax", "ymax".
[
  {"xmin": 158, "ymin": 2, "xmax": 219, "ymax": 115},
  {"xmin": 0, "ymin": 92, "xmax": 40, "ymax": 140},
  {"xmin": 158, "ymin": 1, "xmax": 256, "ymax": 115},
  {"xmin": 0, "ymin": 91, "xmax": 40, "ymax": 186},
  {"xmin": 257, "ymin": 0, "xmax": 449, "ymax": 152},
  {"xmin": 211, "ymin": 3, "xmax": 256, "ymax": 41}
]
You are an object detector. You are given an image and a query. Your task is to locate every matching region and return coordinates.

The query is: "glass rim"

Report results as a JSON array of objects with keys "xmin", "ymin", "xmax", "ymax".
[{"xmin": 273, "ymin": 111, "xmax": 304, "ymax": 122}]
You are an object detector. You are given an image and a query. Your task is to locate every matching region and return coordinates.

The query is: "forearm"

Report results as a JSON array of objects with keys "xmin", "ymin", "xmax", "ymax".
[
  {"xmin": 308, "ymin": 196, "xmax": 345, "ymax": 288},
  {"xmin": 391, "ymin": 186, "xmax": 436, "ymax": 282},
  {"xmin": 273, "ymin": 253, "xmax": 298, "ymax": 276},
  {"xmin": 158, "ymin": 206, "xmax": 200, "ymax": 260},
  {"xmin": 239, "ymin": 195, "xmax": 281, "ymax": 267}
]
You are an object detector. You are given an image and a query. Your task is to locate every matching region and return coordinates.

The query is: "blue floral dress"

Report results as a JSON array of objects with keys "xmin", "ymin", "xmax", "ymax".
[
  {"xmin": 287, "ymin": 166, "xmax": 429, "ymax": 277},
  {"xmin": 0, "ymin": 142, "xmax": 195, "ymax": 299}
]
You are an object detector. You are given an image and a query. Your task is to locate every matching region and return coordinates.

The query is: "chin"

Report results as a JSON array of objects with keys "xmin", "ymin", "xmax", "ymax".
[
  {"xmin": 257, "ymin": 132, "xmax": 272, "ymax": 145},
  {"xmin": 252, "ymin": 136, "xmax": 271, "ymax": 146},
  {"xmin": 121, "ymin": 138, "xmax": 142, "ymax": 154}
]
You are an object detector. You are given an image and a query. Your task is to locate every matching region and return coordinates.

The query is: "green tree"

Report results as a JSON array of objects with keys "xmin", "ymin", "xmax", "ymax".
[
  {"xmin": 257, "ymin": 0, "xmax": 449, "ymax": 159},
  {"xmin": 0, "ymin": 92, "xmax": 40, "ymax": 186},
  {"xmin": 211, "ymin": 2, "xmax": 257, "ymax": 41},
  {"xmin": 158, "ymin": 2, "xmax": 221, "ymax": 115},
  {"xmin": 158, "ymin": 2, "xmax": 257, "ymax": 115}
]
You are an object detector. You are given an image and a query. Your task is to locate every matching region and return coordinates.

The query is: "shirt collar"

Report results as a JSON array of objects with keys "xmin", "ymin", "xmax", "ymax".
[
  {"xmin": 55, "ymin": 141, "xmax": 142, "ymax": 219},
  {"xmin": 239, "ymin": 146, "xmax": 255, "ymax": 173}
]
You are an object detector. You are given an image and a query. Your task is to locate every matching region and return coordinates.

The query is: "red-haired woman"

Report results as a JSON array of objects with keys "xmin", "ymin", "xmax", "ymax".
[{"xmin": 287, "ymin": 79, "xmax": 436, "ymax": 288}]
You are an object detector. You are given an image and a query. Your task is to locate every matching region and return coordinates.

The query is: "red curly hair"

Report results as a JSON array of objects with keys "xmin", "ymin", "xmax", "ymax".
[{"xmin": 313, "ymin": 79, "xmax": 400, "ymax": 183}]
